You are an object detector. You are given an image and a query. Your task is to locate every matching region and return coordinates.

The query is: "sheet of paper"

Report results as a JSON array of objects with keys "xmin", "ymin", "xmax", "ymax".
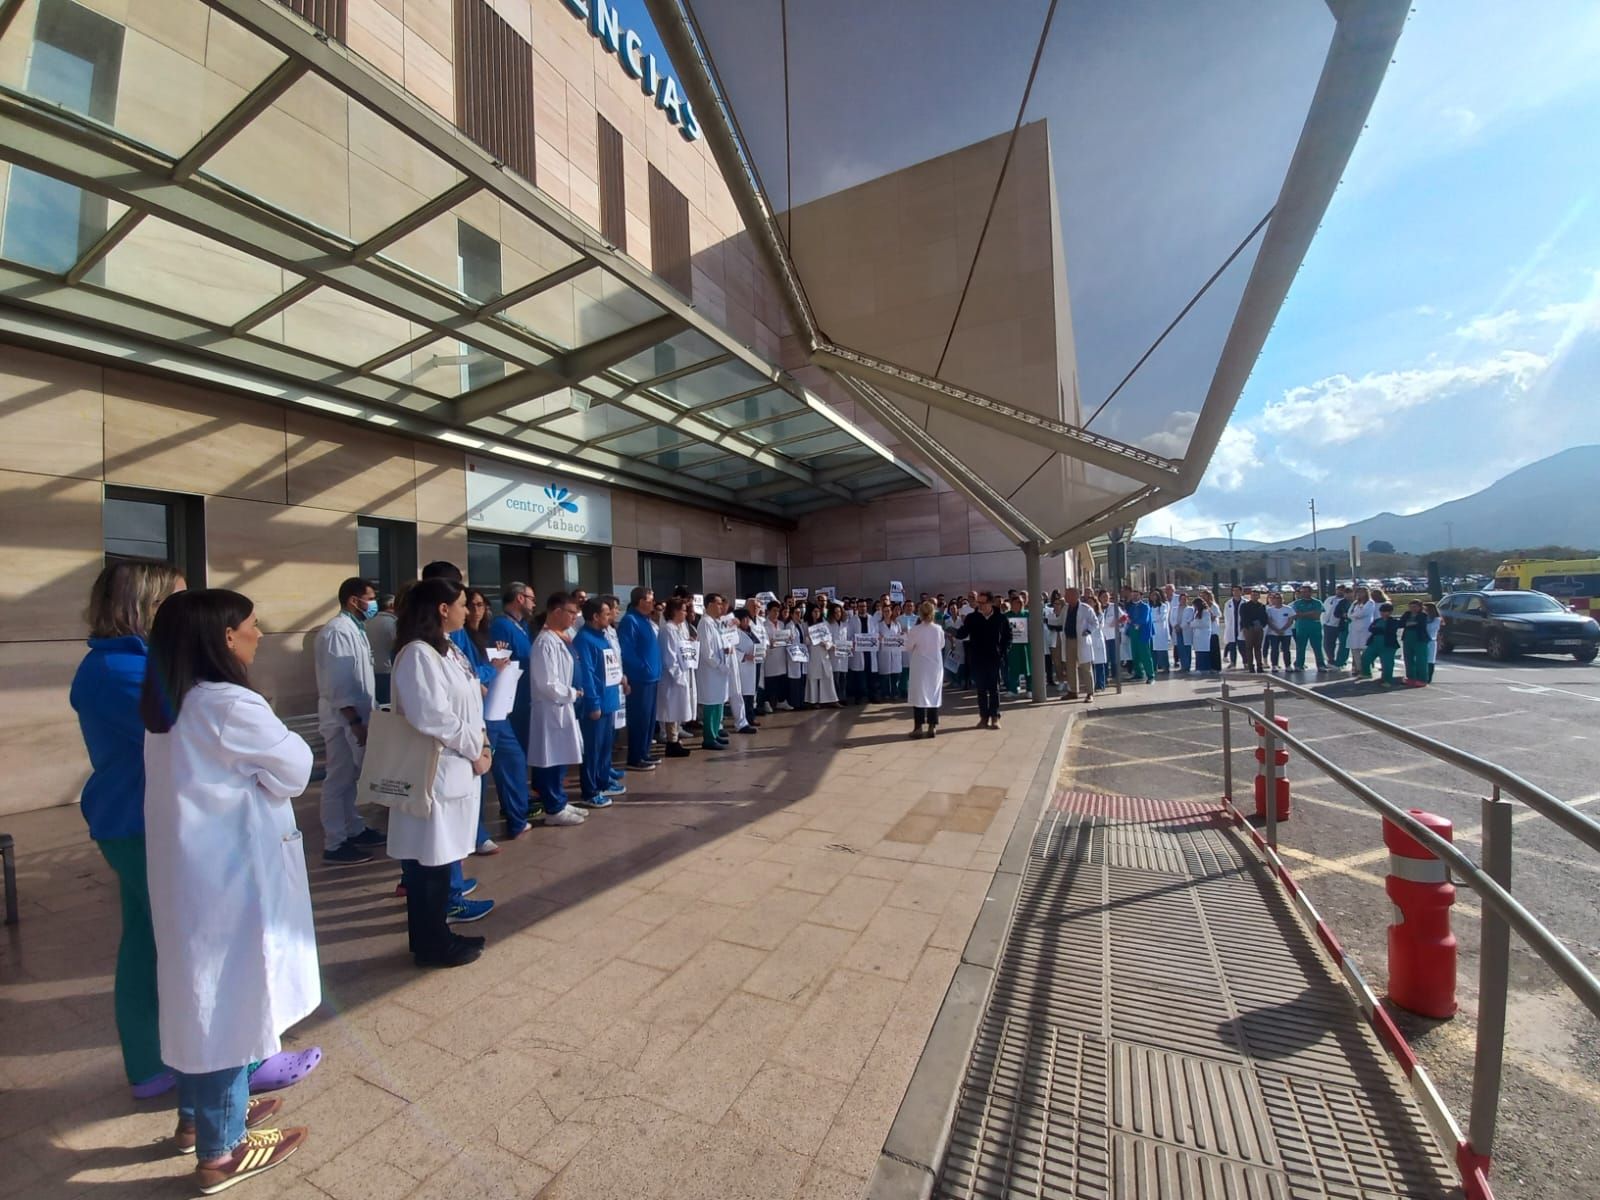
[
  {"xmin": 788, "ymin": 642, "xmax": 810, "ymax": 662},
  {"xmin": 854, "ymin": 633, "xmax": 876, "ymax": 652},
  {"xmin": 680, "ymin": 640, "xmax": 701, "ymax": 669},
  {"xmin": 808, "ymin": 622, "xmax": 829, "ymax": 645},
  {"xmin": 1009, "ymin": 617, "xmax": 1028, "ymax": 641},
  {"xmin": 613, "ymin": 708, "xmax": 626, "ymax": 729},
  {"xmin": 603, "ymin": 648, "xmax": 623, "ymax": 686},
  {"xmin": 484, "ymin": 662, "xmax": 522, "ymax": 721}
]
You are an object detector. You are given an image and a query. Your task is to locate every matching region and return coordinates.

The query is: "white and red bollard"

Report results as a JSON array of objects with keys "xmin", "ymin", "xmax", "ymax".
[
  {"xmin": 1384, "ymin": 809, "xmax": 1457, "ymax": 1018},
  {"xmin": 1253, "ymin": 716, "xmax": 1290, "ymax": 822}
]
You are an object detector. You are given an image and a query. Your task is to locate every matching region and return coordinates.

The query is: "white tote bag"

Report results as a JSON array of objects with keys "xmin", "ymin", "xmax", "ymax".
[{"xmin": 357, "ymin": 663, "xmax": 441, "ymax": 819}]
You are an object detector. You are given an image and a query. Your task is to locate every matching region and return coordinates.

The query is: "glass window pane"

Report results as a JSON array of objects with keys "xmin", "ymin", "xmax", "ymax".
[
  {"xmin": 646, "ymin": 358, "xmax": 771, "ymax": 409},
  {"xmin": 699, "ymin": 390, "xmax": 802, "ymax": 429},
  {"xmin": 266, "ymin": 285, "xmax": 415, "ymax": 366},
  {"xmin": 600, "ymin": 424, "xmax": 695, "ymax": 455},
  {"xmin": 101, "ymin": 216, "xmax": 299, "ymax": 326},
  {"xmin": 540, "ymin": 404, "xmax": 641, "ymax": 442},
  {"xmin": 0, "ymin": 167, "xmax": 109, "ymax": 273},
  {"xmin": 771, "ymin": 429, "xmax": 857, "ymax": 457},
  {"xmin": 104, "ymin": 496, "xmax": 169, "ymax": 559},
  {"xmin": 759, "ymin": 489, "xmax": 823, "ymax": 508},
  {"xmin": 642, "ymin": 443, "xmax": 726, "ymax": 469},
  {"xmin": 373, "ymin": 334, "xmax": 520, "ymax": 399},
  {"xmin": 739, "ymin": 413, "xmax": 830, "ymax": 445},
  {"xmin": 684, "ymin": 465, "xmax": 786, "ymax": 490},
  {"xmin": 609, "ymin": 330, "xmax": 722, "ymax": 384}
]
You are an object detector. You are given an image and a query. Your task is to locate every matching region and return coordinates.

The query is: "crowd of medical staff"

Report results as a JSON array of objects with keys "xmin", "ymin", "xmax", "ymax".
[{"xmin": 66, "ymin": 550, "xmax": 1448, "ymax": 1193}]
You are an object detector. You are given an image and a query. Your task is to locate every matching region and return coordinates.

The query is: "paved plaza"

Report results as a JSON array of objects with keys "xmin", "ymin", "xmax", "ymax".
[{"xmin": 0, "ymin": 695, "xmax": 1063, "ymax": 1199}]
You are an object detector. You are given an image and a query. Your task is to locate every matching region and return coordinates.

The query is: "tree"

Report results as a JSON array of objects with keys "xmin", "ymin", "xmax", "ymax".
[{"xmin": 1366, "ymin": 539, "xmax": 1396, "ymax": 555}]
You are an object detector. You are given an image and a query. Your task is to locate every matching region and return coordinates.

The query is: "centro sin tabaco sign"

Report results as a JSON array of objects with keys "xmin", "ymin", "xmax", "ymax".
[
  {"xmin": 466, "ymin": 457, "xmax": 614, "ymax": 544},
  {"xmin": 560, "ymin": 0, "xmax": 702, "ymax": 141}
]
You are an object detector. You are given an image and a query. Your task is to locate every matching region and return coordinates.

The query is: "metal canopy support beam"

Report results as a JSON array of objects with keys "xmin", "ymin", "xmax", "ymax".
[
  {"xmin": 740, "ymin": 458, "xmax": 885, "ymax": 501},
  {"xmin": 64, "ymin": 208, "xmax": 143, "ymax": 285},
  {"xmin": 1178, "ymin": 0, "xmax": 1409, "ymax": 489},
  {"xmin": 839, "ymin": 376, "xmax": 1044, "ymax": 546},
  {"xmin": 172, "ymin": 59, "xmax": 307, "ymax": 181},
  {"xmin": 349, "ymin": 178, "xmax": 483, "ymax": 261},
  {"xmin": 477, "ymin": 259, "xmax": 595, "ymax": 316},
  {"xmin": 1041, "ymin": 487, "xmax": 1173, "ymax": 555},
  {"xmin": 1025, "ymin": 541, "xmax": 1046, "ymax": 704},
  {"xmin": 813, "ymin": 344, "xmax": 1180, "ymax": 490}
]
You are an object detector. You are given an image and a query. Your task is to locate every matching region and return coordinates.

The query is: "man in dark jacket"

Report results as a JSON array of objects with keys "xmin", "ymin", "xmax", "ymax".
[{"xmin": 954, "ymin": 591, "xmax": 1012, "ymax": 729}]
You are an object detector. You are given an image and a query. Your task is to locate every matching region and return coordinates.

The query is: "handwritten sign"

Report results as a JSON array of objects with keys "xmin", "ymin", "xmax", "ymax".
[{"xmin": 808, "ymin": 622, "xmax": 829, "ymax": 646}]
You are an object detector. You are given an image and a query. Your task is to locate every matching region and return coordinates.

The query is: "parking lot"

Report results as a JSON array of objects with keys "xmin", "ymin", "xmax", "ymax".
[{"xmin": 1069, "ymin": 650, "xmax": 1599, "ymax": 1200}]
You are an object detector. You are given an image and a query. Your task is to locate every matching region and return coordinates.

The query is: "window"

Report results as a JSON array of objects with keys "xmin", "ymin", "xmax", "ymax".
[
  {"xmin": 453, "ymin": 0, "xmax": 535, "ymax": 184},
  {"xmin": 639, "ymin": 552, "xmax": 701, "ymax": 599},
  {"xmin": 457, "ymin": 221, "xmax": 506, "ymax": 390},
  {"xmin": 1, "ymin": 0, "xmax": 122, "ymax": 276},
  {"xmin": 103, "ymin": 486, "xmax": 206, "ymax": 585},
  {"xmin": 598, "ymin": 116, "xmax": 627, "ymax": 250},
  {"xmin": 648, "ymin": 164, "xmax": 690, "ymax": 297},
  {"xmin": 275, "ymin": 0, "xmax": 347, "ymax": 39},
  {"xmin": 736, "ymin": 562, "xmax": 779, "ymax": 600},
  {"xmin": 357, "ymin": 517, "xmax": 417, "ymax": 597}
]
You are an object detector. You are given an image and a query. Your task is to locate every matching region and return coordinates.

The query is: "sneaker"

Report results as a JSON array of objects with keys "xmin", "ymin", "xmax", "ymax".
[
  {"xmin": 130, "ymin": 1069, "xmax": 177, "ymax": 1101},
  {"xmin": 350, "ymin": 827, "xmax": 387, "ymax": 846},
  {"xmin": 576, "ymin": 794, "xmax": 613, "ymax": 809},
  {"xmin": 603, "ymin": 783, "xmax": 628, "ymax": 798},
  {"xmin": 543, "ymin": 807, "xmax": 586, "ymax": 826},
  {"xmin": 176, "ymin": 1096, "xmax": 282, "ymax": 1155},
  {"xmin": 665, "ymin": 743, "xmax": 691, "ymax": 758},
  {"xmin": 446, "ymin": 898, "xmax": 494, "ymax": 924},
  {"xmin": 475, "ymin": 838, "xmax": 501, "ymax": 856},
  {"xmin": 194, "ymin": 1126, "xmax": 307, "ymax": 1194},
  {"xmin": 458, "ymin": 878, "xmax": 478, "ymax": 897},
  {"xmin": 415, "ymin": 941, "xmax": 483, "ymax": 969},
  {"xmin": 628, "ymin": 760, "xmax": 658, "ymax": 771},
  {"xmin": 928, "ymin": 727, "xmax": 938, "ymax": 738},
  {"xmin": 321, "ymin": 842, "xmax": 374, "ymax": 866},
  {"xmin": 738, "ymin": 725, "xmax": 758, "ymax": 735}
]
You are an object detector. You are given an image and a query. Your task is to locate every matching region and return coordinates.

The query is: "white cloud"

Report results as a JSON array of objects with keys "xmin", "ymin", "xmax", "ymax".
[
  {"xmin": 1259, "ymin": 349, "xmax": 1550, "ymax": 445},
  {"xmin": 1204, "ymin": 424, "xmax": 1261, "ymax": 492}
]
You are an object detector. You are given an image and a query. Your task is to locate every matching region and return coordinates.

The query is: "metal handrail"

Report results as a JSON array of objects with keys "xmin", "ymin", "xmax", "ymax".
[
  {"xmin": 1264, "ymin": 673, "xmax": 1600, "ymax": 855},
  {"xmin": 1209, "ymin": 695, "xmax": 1600, "ymax": 1021},
  {"xmin": 1208, "ymin": 677, "xmax": 1600, "ymax": 1193}
]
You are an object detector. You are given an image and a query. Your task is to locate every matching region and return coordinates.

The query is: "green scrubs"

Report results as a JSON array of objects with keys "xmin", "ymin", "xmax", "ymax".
[{"xmin": 1292, "ymin": 598, "xmax": 1325, "ymax": 670}]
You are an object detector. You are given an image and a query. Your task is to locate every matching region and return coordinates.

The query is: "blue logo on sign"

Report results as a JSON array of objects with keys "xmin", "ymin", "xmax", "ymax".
[{"xmin": 545, "ymin": 485, "xmax": 580, "ymax": 514}]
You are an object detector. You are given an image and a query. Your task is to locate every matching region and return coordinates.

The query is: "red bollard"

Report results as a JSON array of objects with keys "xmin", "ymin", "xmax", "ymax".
[
  {"xmin": 1252, "ymin": 716, "xmax": 1290, "ymax": 822},
  {"xmin": 1385, "ymin": 810, "xmax": 1457, "ymax": 1018}
]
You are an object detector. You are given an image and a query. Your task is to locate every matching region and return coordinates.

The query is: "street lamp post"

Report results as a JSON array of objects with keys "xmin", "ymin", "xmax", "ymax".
[
  {"xmin": 1309, "ymin": 499, "xmax": 1322, "ymax": 598},
  {"xmin": 1223, "ymin": 521, "xmax": 1237, "ymax": 587}
]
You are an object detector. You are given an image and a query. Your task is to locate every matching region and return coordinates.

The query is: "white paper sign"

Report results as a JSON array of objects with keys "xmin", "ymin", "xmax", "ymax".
[
  {"xmin": 1008, "ymin": 617, "xmax": 1028, "ymax": 641},
  {"xmin": 832, "ymin": 646, "xmax": 851, "ymax": 666},
  {"xmin": 854, "ymin": 633, "xmax": 876, "ymax": 652},
  {"xmin": 484, "ymin": 662, "xmax": 522, "ymax": 721},
  {"xmin": 770, "ymin": 628, "xmax": 792, "ymax": 647},
  {"xmin": 816, "ymin": 586, "xmax": 836, "ymax": 601},
  {"xmin": 791, "ymin": 587, "xmax": 809, "ymax": 600},
  {"xmin": 487, "ymin": 647, "xmax": 511, "ymax": 662},
  {"xmin": 602, "ymin": 648, "xmax": 622, "ymax": 687},
  {"xmin": 788, "ymin": 642, "xmax": 809, "ymax": 662},
  {"xmin": 692, "ymin": 593, "xmax": 705, "ymax": 615},
  {"xmin": 756, "ymin": 591, "xmax": 777, "ymax": 606},
  {"xmin": 721, "ymin": 627, "xmax": 740, "ymax": 650},
  {"xmin": 889, "ymin": 580, "xmax": 905, "ymax": 602},
  {"xmin": 680, "ymin": 640, "xmax": 700, "ymax": 669},
  {"xmin": 881, "ymin": 630, "xmax": 904, "ymax": 649},
  {"xmin": 613, "ymin": 708, "xmax": 626, "ymax": 729},
  {"xmin": 808, "ymin": 622, "xmax": 829, "ymax": 645}
]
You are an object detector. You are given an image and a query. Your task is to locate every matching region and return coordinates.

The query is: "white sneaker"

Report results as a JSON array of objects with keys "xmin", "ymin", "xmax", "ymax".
[
  {"xmin": 476, "ymin": 838, "xmax": 499, "ymax": 854},
  {"xmin": 543, "ymin": 807, "xmax": 585, "ymax": 826}
]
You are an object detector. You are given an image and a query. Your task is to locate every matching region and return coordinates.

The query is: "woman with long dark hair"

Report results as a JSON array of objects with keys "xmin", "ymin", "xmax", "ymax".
[
  {"xmin": 142, "ymin": 589, "xmax": 314, "ymax": 1192},
  {"xmin": 387, "ymin": 578, "xmax": 492, "ymax": 969}
]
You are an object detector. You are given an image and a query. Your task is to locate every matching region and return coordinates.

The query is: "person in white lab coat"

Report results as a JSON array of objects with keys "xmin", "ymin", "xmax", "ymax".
[
  {"xmin": 696, "ymin": 594, "xmax": 732, "ymax": 746},
  {"xmin": 1149, "ymin": 591, "xmax": 1172, "ymax": 673},
  {"xmin": 783, "ymin": 608, "xmax": 809, "ymax": 710},
  {"xmin": 385, "ymin": 579, "xmax": 492, "ymax": 970},
  {"xmin": 527, "ymin": 592, "xmax": 587, "ymax": 826},
  {"xmin": 874, "ymin": 600, "xmax": 903, "ymax": 700},
  {"xmin": 827, "ymin": 604, "xmax": 852, "ymax": 704},
  {"xmin": 1346, "ymin": 586, "xmax": 1377, "ymax": 679},
  {"xmin": 1087, "ymin": 597, "xmax": 1109, "ymax": 689},
  {"xmin": 804, "ymin": 603, "xmax": 839, "ymax": 706},
  {"xmin": 313, "ymin": 577, "xmax": 386, "ymax": 866},
  {"xmin": 735, "ymin": 608, "xmax": 761, "ymax": 718},
  {"xmin": 720, "ymin": 605, "xmax": 756, "ymax": 735},
  {"xmin": 905, "ymin": 601, "xmax": 946, "ymax": 738},
  {"xmin": 656, "ymin": 597, "xmax": 695, "ymax": 757},
  {"xmin": 141, "ymin": 588, "xmax": 314, "ymax": 1190}
]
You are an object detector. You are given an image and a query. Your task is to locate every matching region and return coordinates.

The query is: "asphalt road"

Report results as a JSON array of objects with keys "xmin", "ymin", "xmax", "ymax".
[{"xmin": 1068, "ymin": 649, "xmax": 1600, "ymax": 1200}]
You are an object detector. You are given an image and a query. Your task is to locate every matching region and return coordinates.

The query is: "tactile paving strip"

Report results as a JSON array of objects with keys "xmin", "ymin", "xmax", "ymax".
[{"xmin": 933, "ymin": 796, "xmax": 1457, "ymax": 1200}]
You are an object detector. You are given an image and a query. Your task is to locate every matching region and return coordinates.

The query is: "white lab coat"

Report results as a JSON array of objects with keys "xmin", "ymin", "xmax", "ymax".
[
  {"xmin": 1171, "ymin": 601, "xmax": 1190, "ymax": 645},
  {"xmin": 827, "ymin": 620, "xmax": 851, "ymax": 674},
  {"xmin": 144, "ymin": 682, "xmax": 316, "ymax": 1074},
  {"xmin": 1347, "ymin": 599, "xmax": 1377, "ymax": 650},
  {"xmin": 527, "ymin": 629, "xmax": 583, "ymax": 767},
  {"xmin": 805, "ymin": 623, "xmax": 837, "ymax": 703},
  {"xmin": 1190, "ymin": 606, "xmax": 1216, "ymax": 646},
  {"xmin": 385, "ymin": 641, "xmax": 483, "ymax": 867},
  {"xmin": 1222, "ymin": 597, "xmax": 1245, "ymax": 645},
  {"xmin": 1427, "ymin": 617, "xmax": 1441, "ymax": 663},
  {"xmin": 314, "ymin": 613, "xmax": 375, "ymax": 731},
  {"xmin": 697, "ymin": 618, "xmax": 730, "ymax": 706},
  {"xmin": 906, "ymin": 621, "xmax": 945, "ymax": 708},
  {"xmin": 1088, "ymin": 612, "xmax": 1107, "ymax": 665},
  {"xmin": 736, "ymin": 628, "xmax": 760, "ymax": 696},
  {"xmin": 785, "ymin": 620, "xmax": 808, "ymax": 681},
  {"xmin": 762, "ymin": 618, "xmax": 787, "ymax": 676},
  {"xmin": 1076, "ymin": 607, "xmax": 1098, "ymax": 665},
  {"xmin": 1150, "ymin": 602, "xmax": 1171, "ymax": 652},
  {"xmin": 1100, "ymin": 606, "xmax": 1121, "ymax": 661},
  {"xmin": 846, "ymin": 613, "xmax": 869, "ymax": 671},
  {"xmin": 1266, "ymin": 603, "xmax": 1294, "ymax": 637},
  {"xmin": 657, "ymin": 621, "xmax": 695, "ymax": 723},
  {"xmin": 874, "ymin": 616, "xmax": 903, "ymax": 675}
]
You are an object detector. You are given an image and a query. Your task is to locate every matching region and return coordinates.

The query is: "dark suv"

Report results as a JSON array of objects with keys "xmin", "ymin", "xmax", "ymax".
[{"xmin": 1438, "ymin": 590, "xmax": 1600, "ymax": 662}]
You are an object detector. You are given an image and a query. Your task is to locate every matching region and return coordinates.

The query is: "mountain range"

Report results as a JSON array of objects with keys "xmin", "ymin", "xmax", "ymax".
[{"xmin": 1136, "ymin": 445, "xmax": 1600, "ymax": 554}]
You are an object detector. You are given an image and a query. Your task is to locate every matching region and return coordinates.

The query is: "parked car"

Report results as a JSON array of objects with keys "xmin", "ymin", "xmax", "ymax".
[{"xmin": 1438, "ymin": 590, "xmax": 1600, "ymax": 662}]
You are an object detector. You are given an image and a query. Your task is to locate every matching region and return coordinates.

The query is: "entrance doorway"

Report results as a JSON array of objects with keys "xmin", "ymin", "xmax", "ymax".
[{"xmin": 468, "ymin": 535, "xmax": 611, "ymax": 612}]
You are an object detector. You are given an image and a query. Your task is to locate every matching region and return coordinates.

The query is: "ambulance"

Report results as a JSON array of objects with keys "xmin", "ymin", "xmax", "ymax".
[{"xmin": 1492, "ymin": 557, "xmax": 1600, "ymax": 615}]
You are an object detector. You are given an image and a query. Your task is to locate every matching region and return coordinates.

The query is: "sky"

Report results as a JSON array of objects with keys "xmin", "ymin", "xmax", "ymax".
[{"xmin": 1139, "ymin": 0, "xmax": 1600, "ymax": 544}]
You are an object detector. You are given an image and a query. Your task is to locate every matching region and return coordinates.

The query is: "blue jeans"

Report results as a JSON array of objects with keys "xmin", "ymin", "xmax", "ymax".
[
  {"xmin": 1093, "ymin": 662, "xmax": 1107, "ymax": 689},
  {"xmin": 486, "ymin": 719, "xmax": 530, "ymax": 835},
  {"xmin": 1175, "ymin": 639, "xmax": 1191, "ymax": 670},
  {"xmin": 532, "ymin": 764, "xmax": 571, "ymax": 815},
  {"xmin": 579, "ymin": 714, "xmax": 615, "ymax": 800},
  {"xmin": 624, "ymin": 681, "xmax": 659, "ymax": 765},
  {"xmin": 178, "ymin": 1065, "xmax": 250, "ymax": 1160}
]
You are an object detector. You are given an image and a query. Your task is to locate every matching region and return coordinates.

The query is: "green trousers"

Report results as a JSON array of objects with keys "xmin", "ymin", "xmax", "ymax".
[
  {"xmin": 1362, "ymin": 644, "xmax": 1398, "ymax": 683},
  {"xmin": 96, "ymin": 836, "xmax": 166, "ymax": 1087},
  {"xmin": 1130, "ymin": 639, "xmax": 1156, "ymax": 680},
  {"xmin": 1004, "ymin": 646, "xmax": 1029, "ymax": 693},
  {"xmin": 1293, "ymin": 626, "xmax": 1325, "ymax": 670},
  {"xmin": 1403, "ymin": 638, "xmax": 1430, "ymax": 683},
  {"xmin": 700, "ymin": 704, "xmax": 723, "ymax": 745}
]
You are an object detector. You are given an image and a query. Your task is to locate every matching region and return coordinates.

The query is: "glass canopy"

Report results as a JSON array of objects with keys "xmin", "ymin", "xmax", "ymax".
[{"xmin": 0, "ymin": 0, "xmax": 930, "ymax": 521}]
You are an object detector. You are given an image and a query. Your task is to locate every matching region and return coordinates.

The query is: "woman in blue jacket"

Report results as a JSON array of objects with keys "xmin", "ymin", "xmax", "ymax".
[{"xmin": 69, "ymin": 559, "xmax": 185, "ymax": 1098}]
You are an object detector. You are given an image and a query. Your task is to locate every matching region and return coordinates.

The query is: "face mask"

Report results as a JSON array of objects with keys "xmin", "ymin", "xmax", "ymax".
[{"xmin": 363, "ymin": 600, "xmax": 378, "ymax": 620}]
